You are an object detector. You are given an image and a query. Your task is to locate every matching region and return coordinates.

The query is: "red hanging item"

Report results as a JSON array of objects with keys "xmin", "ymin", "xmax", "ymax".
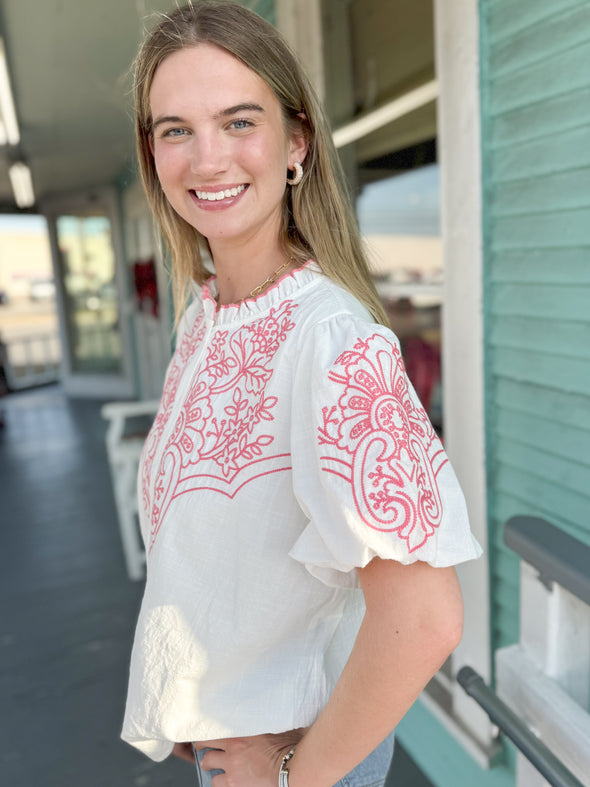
[{"xmin": 133, "ymin": 259, "xmax": 159, "ymax": 318}]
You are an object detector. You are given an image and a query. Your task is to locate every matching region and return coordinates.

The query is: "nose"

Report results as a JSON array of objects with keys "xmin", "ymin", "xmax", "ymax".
[{"xmin": 188, "ymin": 131, "xmax": 229, "ymax": 178}]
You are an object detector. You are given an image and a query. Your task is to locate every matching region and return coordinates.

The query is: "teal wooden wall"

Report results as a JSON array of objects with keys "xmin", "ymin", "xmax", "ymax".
[
  {"xmin": 249, "ymin": 0, "xmax": 276, "ymax": 24},
  {"xmin": 480, "ymin": 0, "xmax": 590, "ymax": 655}
]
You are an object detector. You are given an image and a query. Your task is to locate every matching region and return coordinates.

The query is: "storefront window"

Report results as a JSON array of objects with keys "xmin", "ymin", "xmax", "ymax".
[{"xmin": 358, "ymin": 163, "xmax": 443, "ymax": 432}]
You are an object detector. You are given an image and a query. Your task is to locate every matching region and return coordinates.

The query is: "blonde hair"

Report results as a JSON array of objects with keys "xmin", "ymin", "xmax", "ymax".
[{"xmin": 134, "ymin": 0, "xmax": 389, "ymax": 326}]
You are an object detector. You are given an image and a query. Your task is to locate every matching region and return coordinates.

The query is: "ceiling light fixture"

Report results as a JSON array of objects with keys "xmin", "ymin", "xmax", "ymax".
[
  {"xmin": 0, "ymin": 37, "xmax": 20, "ymax": 146},
  {"xmin": 9, "ymin": 161, "xmax": 35, "ymax": 208},
  {"xmin": 332, "ymin": 80, "xmax": 439, "ymax": 149}
]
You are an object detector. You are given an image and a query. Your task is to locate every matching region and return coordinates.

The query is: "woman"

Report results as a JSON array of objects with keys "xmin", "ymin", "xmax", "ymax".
[{"xmin": 122, "ymin": 3, "xmax": 482, "ymax": 786}]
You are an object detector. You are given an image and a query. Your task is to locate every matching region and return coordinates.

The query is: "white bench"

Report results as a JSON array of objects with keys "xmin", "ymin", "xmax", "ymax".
[{"xmin": 101, "ymin": 400, "xmax": 159, "ymax": 580}]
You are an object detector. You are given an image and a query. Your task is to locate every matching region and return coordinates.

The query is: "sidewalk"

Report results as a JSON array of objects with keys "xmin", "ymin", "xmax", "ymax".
[{"xmin": 0, "ymin": 385, "xmax": 432, "ymax": 787}]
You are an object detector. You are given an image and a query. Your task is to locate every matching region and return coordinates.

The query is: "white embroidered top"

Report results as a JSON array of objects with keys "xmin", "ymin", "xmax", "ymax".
[{"xmin": 121, "ymin": 262, "xmax": 482, "ymax": 761}]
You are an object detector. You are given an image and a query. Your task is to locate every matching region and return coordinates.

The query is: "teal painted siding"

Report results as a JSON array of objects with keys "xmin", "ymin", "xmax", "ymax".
[
  {"xmin": 247, "ymin": 0, "xmax": 275, "ymax": 24},
  {"xmin": 481, "ymin": 0, "xmax": 590, "ymax": 660},
  {"xmin": 396, "ymin": 701, "xmax": 514, "ymax": 787}
]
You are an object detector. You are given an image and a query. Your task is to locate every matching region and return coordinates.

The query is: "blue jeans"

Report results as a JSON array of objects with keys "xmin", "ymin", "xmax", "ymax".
[{"xmin": 193, "ymin": 732, "xmax": 394, "ymax": 787}]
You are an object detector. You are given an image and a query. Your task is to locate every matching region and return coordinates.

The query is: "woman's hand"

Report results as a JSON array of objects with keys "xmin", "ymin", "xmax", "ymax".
[
  {"xmin": 172, "ymin": 741, "xmax": 197, "ymax": 764},
  {"xmin": 194, "ymin": 729, "xmax": 306, "ymax": 786}
]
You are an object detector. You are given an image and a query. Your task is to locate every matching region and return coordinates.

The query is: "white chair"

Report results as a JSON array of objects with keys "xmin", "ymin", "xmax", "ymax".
[{"xmin": 101, "ymin": 400, "xmax": 159, "ymax": 580}]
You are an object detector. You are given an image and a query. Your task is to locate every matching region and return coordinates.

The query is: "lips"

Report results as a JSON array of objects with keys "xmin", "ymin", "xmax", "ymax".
[{"xmin": 192, "ymin": 184, "xmax": 247, "ymax": 201}]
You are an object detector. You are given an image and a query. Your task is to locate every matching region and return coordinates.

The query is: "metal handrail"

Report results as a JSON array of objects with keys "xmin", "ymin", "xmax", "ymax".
[
  {"xmin": 457, "ymin": 666, "xmax": 586, "ymax": 787},
  {"xmin": 504, "ymin": 516, "xmax": 590, "ymax": 607}
]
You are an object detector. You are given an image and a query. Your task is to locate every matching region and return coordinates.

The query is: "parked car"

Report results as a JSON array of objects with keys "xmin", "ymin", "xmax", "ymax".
[{"xmin": 29, "ymin": 279, "xmax": 56, "ymax": 302}]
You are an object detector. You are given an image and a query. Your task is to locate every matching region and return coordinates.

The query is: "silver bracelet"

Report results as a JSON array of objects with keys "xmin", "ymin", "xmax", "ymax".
[{"xmin": 279, "ymin": 747, "xmax": 296, "ymax": 787}]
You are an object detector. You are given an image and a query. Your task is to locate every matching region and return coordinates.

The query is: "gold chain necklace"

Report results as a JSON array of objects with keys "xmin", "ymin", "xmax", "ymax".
[
  {"xmin": 248, "ymin": 260, "xmax": 292, "ymax": 298},
  {"xmin": 215, "ymin": 260, "xmax": 293, "ymax": 306}
]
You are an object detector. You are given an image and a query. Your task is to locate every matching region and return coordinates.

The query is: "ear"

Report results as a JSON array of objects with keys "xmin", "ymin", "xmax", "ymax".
[{"xmin": 288, "ymin": 113, "xmax": 309, "ymax": 166}]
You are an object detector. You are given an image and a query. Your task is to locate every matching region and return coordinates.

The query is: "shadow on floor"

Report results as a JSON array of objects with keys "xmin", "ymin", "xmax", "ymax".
[{"xmin": 0, "ymin": 384, "xmax": 433, "ymax": 787}]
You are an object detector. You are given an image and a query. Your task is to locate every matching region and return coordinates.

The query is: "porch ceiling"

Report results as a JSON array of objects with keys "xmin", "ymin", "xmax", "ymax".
[{"xmin": 0, "ymin": 0, "xmax": 179, "ymax": 212}]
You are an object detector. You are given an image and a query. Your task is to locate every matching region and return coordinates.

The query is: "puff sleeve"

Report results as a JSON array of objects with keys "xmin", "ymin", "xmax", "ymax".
[{"xmin": 289, "ymin": 316, "xmax": 482, "ymax": 588}]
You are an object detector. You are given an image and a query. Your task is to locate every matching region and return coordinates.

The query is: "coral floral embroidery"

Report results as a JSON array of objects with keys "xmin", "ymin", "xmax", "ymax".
[
  {"xmin": 318, "ymin": 333, "xmax": 447, "ymax": 552},
  {"xmin": 141, "ymin": 312, "xmax": 207, "ymax": 518},
  {"xmin": 145, "ymin": 300, "xmax": 298, "ymax": 552}
]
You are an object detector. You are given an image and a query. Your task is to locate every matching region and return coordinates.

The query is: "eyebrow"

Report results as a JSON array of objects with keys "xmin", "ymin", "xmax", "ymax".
[
  {"xmin": 217, "ymin": 103, "xmax": 265, "ymax": 118},
  {"xmin": 152, "ymin": 103, "xmax": 265, "ymax": 131}
]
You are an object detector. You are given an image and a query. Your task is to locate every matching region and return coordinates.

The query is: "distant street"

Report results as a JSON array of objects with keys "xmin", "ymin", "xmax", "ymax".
[
  {"xmin": 0, "ymin": 299, "xmax": 61, "ymax": 375},
  {"xmin": 0, "ymin": 298, "xmax": 59, "ymax": 337}
]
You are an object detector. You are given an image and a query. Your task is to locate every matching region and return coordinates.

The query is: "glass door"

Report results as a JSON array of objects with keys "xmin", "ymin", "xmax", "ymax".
[
  {"xmin": 56, "ymin": 214, "xmax": 122, "ymax": 375},
  {"xmin": 44, "ymin": 189, "xmax": 134, "ymax": 398}
]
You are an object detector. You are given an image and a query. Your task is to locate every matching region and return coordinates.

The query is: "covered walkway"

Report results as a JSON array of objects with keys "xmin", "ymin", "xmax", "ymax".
[
  {"xmin": 0, "ymin": 385, "xmax": 432, "ymax": 786},
  {"xmin": 0, "ymin": 385, "xmax": 191, "ymax": 786}
]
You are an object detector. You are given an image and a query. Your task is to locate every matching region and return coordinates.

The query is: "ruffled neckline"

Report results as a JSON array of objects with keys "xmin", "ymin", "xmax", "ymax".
[{"xmin": 198, "ymin": 259, "xmax": 321, "ymax": 325}]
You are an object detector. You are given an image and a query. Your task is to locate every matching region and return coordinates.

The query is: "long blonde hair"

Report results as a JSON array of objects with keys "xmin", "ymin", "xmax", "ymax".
[{"xmin": 134, "ymin": 0, "xmax": 389, "ymax": 326}]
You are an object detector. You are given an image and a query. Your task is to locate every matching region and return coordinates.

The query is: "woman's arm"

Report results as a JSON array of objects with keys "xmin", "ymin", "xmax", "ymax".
[
  {"xmin": 197, "ymin": 556, "xmax": 463, "ymax": 787},
  {"xmin": 287, "ymin": 557, "xmax": 464, "ymax": 787}
]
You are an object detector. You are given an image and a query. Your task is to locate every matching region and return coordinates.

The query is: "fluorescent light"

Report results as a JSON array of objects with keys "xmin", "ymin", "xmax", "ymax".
[
  {"xmin": 0, "ymin": 37, "xmax": 20, "ymax": 145},
  {"xmin": 9, "ymin": 161, "xmax": 35, "ymax": 208},
  {"xmin": 333, "ymin": 80, "xmax": 439, "ymax": 149}
]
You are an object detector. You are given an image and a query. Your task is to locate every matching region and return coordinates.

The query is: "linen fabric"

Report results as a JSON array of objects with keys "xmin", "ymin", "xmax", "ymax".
[{"xmin": 121, "ymin": 262, "xmax": 482, "ymax": 760}]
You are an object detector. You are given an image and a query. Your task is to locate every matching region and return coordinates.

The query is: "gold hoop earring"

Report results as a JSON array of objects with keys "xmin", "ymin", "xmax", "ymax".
[{"xmin": 286, "ymin": 162, "xmax": 303, "ymax": 186}]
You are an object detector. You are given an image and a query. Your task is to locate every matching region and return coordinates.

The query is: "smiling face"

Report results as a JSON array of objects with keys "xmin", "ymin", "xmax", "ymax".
[{"xmin": 149, "ymin": 43, "xmax": 306, "ymax": 258}]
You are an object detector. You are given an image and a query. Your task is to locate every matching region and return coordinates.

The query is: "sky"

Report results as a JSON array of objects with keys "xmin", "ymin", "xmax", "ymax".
[
  {"xmin": 0, "ymin": 214, "xmax": 47, "ymax": 234},
  {"xmin": 0, "ymin": 214, "xmax": 107, "ymax": 236},
  {"xmin": 356, "ymin": 162, "xmax": 440, "ymax": 236}
]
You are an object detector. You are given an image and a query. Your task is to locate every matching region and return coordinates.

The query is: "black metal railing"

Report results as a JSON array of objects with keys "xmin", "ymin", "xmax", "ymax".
[
  {"xmin": 457, "ymin": 666, "xmax": 585, "ymax": 787},
  {"xmin": 504, "ymin": 516, "xmax": 590, "ymax": 606}
]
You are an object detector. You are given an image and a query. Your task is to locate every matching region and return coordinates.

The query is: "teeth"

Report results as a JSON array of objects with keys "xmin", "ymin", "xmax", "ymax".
[{"xmin": 194, "ymin": 185, "xmax": 246, "ymax": 201}]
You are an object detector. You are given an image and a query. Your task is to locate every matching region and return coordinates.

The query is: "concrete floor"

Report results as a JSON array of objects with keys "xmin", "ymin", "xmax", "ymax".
[{"xmin": 0, "ymin": 384, "xmax": 433, "ymax": 787}]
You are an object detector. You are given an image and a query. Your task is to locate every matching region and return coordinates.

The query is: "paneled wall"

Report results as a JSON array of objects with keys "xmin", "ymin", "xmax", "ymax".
[{"xmin": 480, "ymin": 0, "xmax": 590, "ymax": 653}]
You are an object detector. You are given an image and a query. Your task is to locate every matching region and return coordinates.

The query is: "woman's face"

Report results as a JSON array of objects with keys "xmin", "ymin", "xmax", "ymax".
[{"xmin": 149, "ymin": 43, "xmax": 306, "ymax": 254}]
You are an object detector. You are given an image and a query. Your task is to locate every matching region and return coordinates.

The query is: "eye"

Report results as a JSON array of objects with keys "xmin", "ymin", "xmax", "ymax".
[
  {"xmin": 163, "ymin": 127, "xmax": 187, "ymax": 138},
  {"xmin": 228, "ymin": 118, "xmax": 254, "ymax": 131}
]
